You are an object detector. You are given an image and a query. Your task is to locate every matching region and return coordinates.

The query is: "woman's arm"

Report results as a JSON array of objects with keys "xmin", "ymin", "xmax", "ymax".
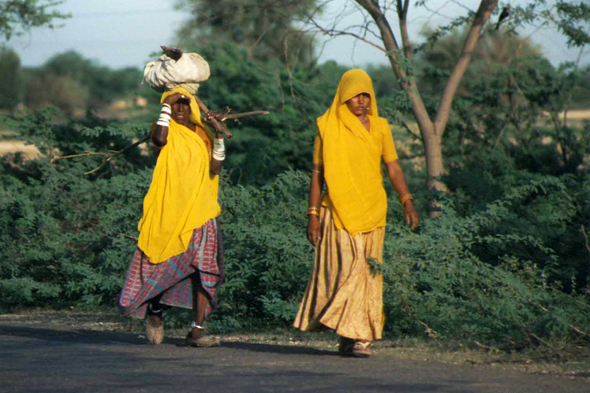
[
  {"xmin": 384, "ymin": 160, "xmax": 419, "ymax": 231},
  {"xmin": 307, "ymin": 164, "xmax": 324, "ymax": 246},
  {"xmin": 205, "ymin": 112, "xmax": 225, "ymax": 176},
  {"xmin": 209, "ymin": 132, "xmax": 224, "ymax": 176},
  {"xmin": 151, "ymin": 92, "xmax": 185, "ymax": 147}
]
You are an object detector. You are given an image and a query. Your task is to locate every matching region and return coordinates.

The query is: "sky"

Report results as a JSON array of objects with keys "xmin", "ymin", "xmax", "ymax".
[{"xmin": 7, "ymin": 0, "xmax": 589, "ymax": 70}]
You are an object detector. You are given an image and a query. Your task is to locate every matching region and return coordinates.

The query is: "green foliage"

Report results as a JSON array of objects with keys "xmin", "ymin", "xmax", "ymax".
[
  {"xmin": 382, "ymin": 178, "xmax": 590, "ymax": 347},
  {"xmin": 0, "ymin": 46, "xmax": 22, "ymax": 111},
  {"xmin": 187, "ymin": 42, "xmax": 345, "ymax": 185},
  {"xmin": 174, "ymin": 0, "xmax": 318, "ymax": 66},
  {"xmin": 41, "ymin": 51, "xmax": 144, "ymax": 106},
  {"xmin": 215, "ymin": 170, "xmax": 312, "ymax": 327},
  {"xmin": 1, "ymin": 107, "xmax": 589, "ymax": 350},
  {"xmin": 0, "ymin": 0, "xmax": 69, "ymax": 42}
]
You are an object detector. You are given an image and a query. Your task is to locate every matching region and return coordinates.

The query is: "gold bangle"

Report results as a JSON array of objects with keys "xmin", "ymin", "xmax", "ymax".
[
  {"xmin": 400, "ymin": 194, "xmax": 414, "ymax": 206},
  {"xmin": 307, "ymin": 207, "xmax": 320, "ymax": 216}
]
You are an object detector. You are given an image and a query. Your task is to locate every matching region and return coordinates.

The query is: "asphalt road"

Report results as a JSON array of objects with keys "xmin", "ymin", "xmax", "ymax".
[{"xmin": 0, "ymin": 322, "xmax": 587, "ymax": 393}]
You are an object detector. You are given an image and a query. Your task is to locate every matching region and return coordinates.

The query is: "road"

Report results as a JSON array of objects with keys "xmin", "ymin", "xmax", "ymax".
[{"xmin": 0, "ymin": 321, "xmax": 587, "ymax": 393}]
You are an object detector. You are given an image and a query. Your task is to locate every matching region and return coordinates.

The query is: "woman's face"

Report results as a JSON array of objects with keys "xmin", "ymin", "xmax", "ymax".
[
  {"xmin": 345, "ymin": 93, "xmax": 371, "ymax": 117},
  {"xmin": 171, "ymin": 98, "xmax": 191, "ymax": 127}
]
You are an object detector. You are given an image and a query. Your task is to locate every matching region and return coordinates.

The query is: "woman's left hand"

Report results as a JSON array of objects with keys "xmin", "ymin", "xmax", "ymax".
[
  {"xmin": 204, "ymin": 111, "xmax": 223, "ymax": 124},
  {"xmin": 404, "ymin": 201, "xmax": 419, "ymax": 231},
  {"xmin": 204, "ymin": 111, "xmax": 225, "ymax": 139}
]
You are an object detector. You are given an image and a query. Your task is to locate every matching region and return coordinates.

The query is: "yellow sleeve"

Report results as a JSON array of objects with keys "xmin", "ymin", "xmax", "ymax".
[
  {"xmin": 382, "ymin": 122, "xmax": 398, "ymax": 163},
  {"xmin": 312, "ymin": 134, "xmax": 323, "ymax": 166}
]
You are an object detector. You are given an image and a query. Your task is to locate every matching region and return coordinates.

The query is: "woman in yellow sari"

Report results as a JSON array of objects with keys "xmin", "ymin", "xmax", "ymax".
[
  {"xmin": 119, "ymin": 48, "xmax": 227, "ymax": 348},
  {"xmin": 293, "ymin": 69, "xmax": 419, "ymax": 357}
]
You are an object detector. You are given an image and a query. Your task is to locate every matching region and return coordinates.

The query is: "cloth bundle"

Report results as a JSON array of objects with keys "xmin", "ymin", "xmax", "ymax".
[{"xmin": 143, "ymin": 52, "xmax": 210, "ymax": 95}]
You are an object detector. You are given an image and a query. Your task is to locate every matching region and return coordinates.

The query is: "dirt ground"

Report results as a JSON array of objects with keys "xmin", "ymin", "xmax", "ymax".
[{"xmin": 0, "ymin": 140, "xmax": 40, "ymax": 159}]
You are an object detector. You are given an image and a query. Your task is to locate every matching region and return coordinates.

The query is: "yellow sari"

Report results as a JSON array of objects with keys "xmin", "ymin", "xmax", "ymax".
[
  {"xmin": 317, "ymin": 69, "xmax": 394, "ymax": 235},
  {"xmin": 137, "ymin": 87, "xmax": 221, "ymax": 264},
  {"xmin": 294, "ymin": 69, "xmax": 397, "ymax": 341}
]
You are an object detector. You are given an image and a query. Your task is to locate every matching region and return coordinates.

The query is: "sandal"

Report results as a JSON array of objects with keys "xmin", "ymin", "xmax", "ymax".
[
  {"xmin": 338, "ymin": 336, "xmax": 355, "ymax": 357},
  {"xmin": 352, "ymin": 341, "xmax": 372, "ymax": 358},
  {"xmin": 185, "ymin": 332, "xmax": 221, "ymax": 348},
  {"xmin": 145, "ymin": 303, "xmax": 164, "ymax": 345}
]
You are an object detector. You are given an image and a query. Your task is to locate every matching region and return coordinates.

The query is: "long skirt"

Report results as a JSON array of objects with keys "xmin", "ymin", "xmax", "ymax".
[
  {"xmin": 118, "ymin": 217, "xmax": 224, "ymax": 319},
  {"xmin": 293, "ymin": 207, "xmax": 385, "ymax": 341}
]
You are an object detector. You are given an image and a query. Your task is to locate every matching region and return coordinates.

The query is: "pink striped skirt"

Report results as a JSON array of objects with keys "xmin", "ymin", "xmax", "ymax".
[{"xmin": 118, "ymin": 218, "xmax": 223, "ymax": 319}]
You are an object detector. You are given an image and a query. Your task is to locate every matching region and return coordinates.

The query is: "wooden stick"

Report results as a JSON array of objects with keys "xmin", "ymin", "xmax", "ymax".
[
  {"xmin": 223, "ymin": 111, "xmax": 269, "ymax": 121},
  {"xmin": 194, "ymin": 96, "xmax": 234, "ymax": 138}
]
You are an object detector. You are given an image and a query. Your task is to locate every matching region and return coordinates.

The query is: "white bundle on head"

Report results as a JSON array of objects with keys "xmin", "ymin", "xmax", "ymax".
[{"xmin": 143, "ymin": 52, "xmax": 210, "ymax": 95}]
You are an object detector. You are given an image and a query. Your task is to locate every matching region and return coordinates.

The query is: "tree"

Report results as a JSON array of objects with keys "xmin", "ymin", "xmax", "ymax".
[
  {"xmin": 174, "ymin": 0, "xmax": 318, "ymax": 66},
  {"xmin": 0, "ymin": 46, "xmax": 22, "ymax": 112},
  {"xmin": 303, "ymin": 0, "xmax": 590, "ymax": 214},
  {"xmin": 0, "ymin": 0, "xmax": 69, "ymax": 42}
]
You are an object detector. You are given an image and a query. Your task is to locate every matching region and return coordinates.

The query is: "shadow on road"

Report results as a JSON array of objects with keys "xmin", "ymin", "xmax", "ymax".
[
  {"xmin": 221, "ymin": 341, "xmax": 336, "ymax": 357},
  {"xmin": 0, "ymin": 324, "xmax": 145, "ymax": 346},
  {"xmin": 0, "ymin": 324, "xmax": 335, "ymax": 356}
]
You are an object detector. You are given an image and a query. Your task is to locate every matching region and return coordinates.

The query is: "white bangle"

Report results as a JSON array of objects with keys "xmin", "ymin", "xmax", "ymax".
[
  {"xmin": 160, "ymin": 107, "xmax": 171, "ymax": 115},
  {"xmin": 157, "ymin": 114, "xmax": 170, "ymax": 127},
  {"xmin": 213, "ymin": 138, "xmax": 225, "ymax": 151},
  {"xmin": 212, "ymin": 152, "xmax": 226, "ymax": 161}
]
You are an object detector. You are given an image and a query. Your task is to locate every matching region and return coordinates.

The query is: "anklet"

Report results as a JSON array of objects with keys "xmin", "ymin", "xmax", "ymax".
[
  {"xmin": 191, "ymin": 322, "xmax": 205, "ymax": 330},
  {"xmin": 148, "ymin": 303, "xmax": 163, "ymax": 314}
]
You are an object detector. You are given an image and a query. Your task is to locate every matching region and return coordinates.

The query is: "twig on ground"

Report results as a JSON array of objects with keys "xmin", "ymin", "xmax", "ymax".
[
  {"xmin": 418, "ymin": 320, "xmax": 438, "ymax": 341},
  {"xmin": 474, "ymin": 341, "xmax": 500, "ymax": 353},
  {"xmin": 528, "ymin": 333, "xmax": 563, "ymax": 358}
]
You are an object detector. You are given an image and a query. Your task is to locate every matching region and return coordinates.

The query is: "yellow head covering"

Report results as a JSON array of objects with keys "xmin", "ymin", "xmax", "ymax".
[
  {"xmin": 160, "ymin": 86, "xmax": 206, "ymax": 128},
  {"xmin": 137, "ymin": 87, "xmax": 221, "ymax": 263},
  {"xmin": 318, "ymin": 69, "xmax": 388, "ymax": 235}
]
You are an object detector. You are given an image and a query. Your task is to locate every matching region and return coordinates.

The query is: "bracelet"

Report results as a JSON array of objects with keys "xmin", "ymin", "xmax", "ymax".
[
  {"xmin": 157, "ymin": 114, "xmax": 171, "ymax": 127},
  {"xmin": 212, "ymin": 138, "xmax": 226, "ymax": 161},
  {"xmin": 213, "ymin": 138, "xmax": 225, "ymax": 153},
  {"xmin": 400, "ymin": 193, "xmax": 414, "ymax": 206},
  {"xmin": 212, "ymin": 152, "xmax": 226, "ymax": 161},
  {"xmin": 307, "ymin": 207, "xmax": 320, "ymax": 216}
]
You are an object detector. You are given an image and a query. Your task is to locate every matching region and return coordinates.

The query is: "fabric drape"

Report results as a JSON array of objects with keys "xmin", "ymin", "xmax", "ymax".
[
  {"xmin": 137, "ymin": 87, "xmax": 220, "ymax": 263},
  {"xmin": 293, "ymin": 207, "xmax": 385, "ymax": 341},
  {"xmin": 317, "ymin": 69, "xmax": 388, "ymax": 235}
]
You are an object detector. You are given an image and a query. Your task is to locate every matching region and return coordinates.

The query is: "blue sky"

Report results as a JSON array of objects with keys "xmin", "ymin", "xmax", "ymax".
[{"xmin": 8, "ymin": 0, "xmax": 588, "ymax": 70}]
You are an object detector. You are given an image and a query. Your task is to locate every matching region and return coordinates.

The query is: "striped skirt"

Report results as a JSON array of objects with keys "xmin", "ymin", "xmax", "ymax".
[{"xmin": 118, "ymin": 217, "xmax": 223, "ymax": 319}]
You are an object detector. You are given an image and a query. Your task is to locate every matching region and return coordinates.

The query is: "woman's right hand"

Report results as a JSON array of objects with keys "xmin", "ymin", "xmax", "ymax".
[
  {"xmin": 163, "ymin": 92, "xmax": 190, "ymax": 107},
  {"xmin": 307, "ymin": 215, "xmax": 321, "ymax": 246}
]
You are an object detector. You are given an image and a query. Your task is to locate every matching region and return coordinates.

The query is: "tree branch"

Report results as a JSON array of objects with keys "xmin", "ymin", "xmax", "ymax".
[
  {"xmin": 51, "ymin": 110, "xmax": 269, "ymax": 175},
  {"xmin": 355, "ymin": 0, "xmax": 434, "ymax": 137},
  {"xmin": 433, "ymin": 0, "xmax": 499, "ymax": 135},
  {"xmin": 50, "ymin": 135, "xmax": 151, "ymax": 175},
  {"xmin": 304, "ymin": 13, "xmax": 386, "ymax": 52},
  {"xmin": 397, "ymin": 0, "xmax": 414, "ymax": 61}
]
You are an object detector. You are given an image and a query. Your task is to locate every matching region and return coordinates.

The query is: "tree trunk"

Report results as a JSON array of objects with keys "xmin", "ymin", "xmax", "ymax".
[{"xmin": 355, "ymin": 0, "xmax": 498, "ymax": 215}]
